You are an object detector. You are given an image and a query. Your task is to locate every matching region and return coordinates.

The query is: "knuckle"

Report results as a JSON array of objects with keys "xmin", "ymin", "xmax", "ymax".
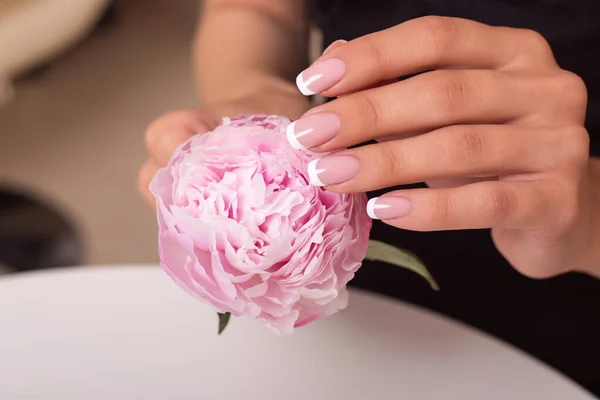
[
  {"xmin": 560, "ymin": 126, "xmax": 590, "ymax": 167},
  {"xmin": 427, "ymin": 71, "xmax": 470, "ymax": 117},
  {"xmin": 483, "ymin": 185, "xmax": 517, "ymax": 224},
  {"xmin": 557, "ymin": 187, "xmax": 581, "ymax": 230},
  {"xmin": 447, "ymin": 126, "xmax": 486, "ymax": 166},
  {"xmin": 557, "ymin": 71, "xmax": 588, "ymax": 111},
  {"xmin": 352, "ymin": 92, "xmax": 384, "ymax": 133},
  {"xmin": 431, "ymin": 191, "xmax": 452, "ymax": 228},
  {"xmin": 537, "ymin": 72, "xmax": 587, "ymax": 125},
  {"xmin": 520, "ymin": 29, "xmax": 554, "ymax": 59},
  {"xmin": 559, "ymin": 200, "xmax": 579, "ymax": 230},
  {"xmin": 419, "ymin": 16, "xmax": 462, "ymax": 59},
  {"xmin": 377, "ymin": 144, "xmax": 405, "ymax": 177},
  {"xmin": 416, "ymin": 191, "xmax": 451, "ymax": 230},
  {"xmin": 543, "ymin": 179, "xmax": 581, "ymax": 233},
  {"xmin": 522, "ymin": 29, "xmax": 550, "ymax": 49},
  {"xmin": 363, "ymin": 37, "xmax": 389, "ymax": 71}
]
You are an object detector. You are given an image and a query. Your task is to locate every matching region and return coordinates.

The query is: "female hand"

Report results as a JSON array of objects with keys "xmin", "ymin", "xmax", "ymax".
[
  {"xmin": 287, "ymin": 16, "xmax": 599, "ymax": 278},
  {"xmin": 137, "ymin": 108, "xmax": 219, "ymax": 206},
  {"xmin": 138, "ymin": 88, "xmax": 310, "ymax": 206}
]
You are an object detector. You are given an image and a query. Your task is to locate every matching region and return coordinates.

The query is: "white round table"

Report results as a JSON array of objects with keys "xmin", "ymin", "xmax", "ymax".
[{"xmin": 0, "ymin": 266, "xmax": 595, "ymax": 400}]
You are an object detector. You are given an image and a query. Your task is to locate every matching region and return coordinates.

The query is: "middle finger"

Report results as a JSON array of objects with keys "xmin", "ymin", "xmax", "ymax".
[{"xmin": 287, "ymin": 69, "xmax": 541, "ymax": 152}]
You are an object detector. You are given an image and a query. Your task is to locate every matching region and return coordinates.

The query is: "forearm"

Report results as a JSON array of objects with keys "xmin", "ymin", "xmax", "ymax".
[{"xmin": 195, "ymin": 0, "xmax": 309, "ymax": 116}]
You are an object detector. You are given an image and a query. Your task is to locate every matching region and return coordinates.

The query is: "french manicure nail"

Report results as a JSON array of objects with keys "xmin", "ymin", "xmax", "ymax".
[
  {"xmin": 367, "ymin": 196, "xmax": 412, "ymax": 220},
  {"xmin": 286, "ymin": 112, "xmax": 341, "ymax": 150},
  {"xmin": 296, "ymin": 58, "xmax": 347, "ymax": 96},
  {"xmin": 307, "ymin": 154, "xmax": 360, "ymax": 186}
]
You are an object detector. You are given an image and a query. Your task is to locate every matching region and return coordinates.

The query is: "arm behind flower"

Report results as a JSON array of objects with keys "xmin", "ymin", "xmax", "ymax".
[
  {"xmin": 194, "ymin": 0, "xmax": 311, "ymax": 118},
  {"xmin": 137, "ymin": 0, "xmax": 312, "ymax": 201}
]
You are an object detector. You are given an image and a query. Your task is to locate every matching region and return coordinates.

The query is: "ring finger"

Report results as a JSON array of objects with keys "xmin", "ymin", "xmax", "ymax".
[{"xmin": 306, "ymin": 124, "xmax": 551, "ymax": 192}]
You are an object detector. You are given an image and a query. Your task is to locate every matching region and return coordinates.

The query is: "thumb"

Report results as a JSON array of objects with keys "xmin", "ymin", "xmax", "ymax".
[{"xmin": 146, "ymin": 109, "xmax": 216, "ymax": 167}]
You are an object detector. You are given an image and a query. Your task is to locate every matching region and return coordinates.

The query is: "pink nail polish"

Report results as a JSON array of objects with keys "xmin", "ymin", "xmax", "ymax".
[
  {"xmin": 367, "ymin": 196, "xmax": 412, "ymax": 220},
  {"xmin": 286, "ymin": 113, "xmax": 341, "ymax": 150},
  {"xmin": 296, "ymin": 58, "xmax": 347, "ymax": 96},
  {"xmin": 307, "ymin": 155, "xmax": 360, "ymax": 186}
]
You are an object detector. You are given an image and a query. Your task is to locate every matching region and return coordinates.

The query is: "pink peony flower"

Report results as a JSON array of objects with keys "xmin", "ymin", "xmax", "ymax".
[{"xmin": 150, "ymin": 114, "xmax": 372, "ymax": 335}]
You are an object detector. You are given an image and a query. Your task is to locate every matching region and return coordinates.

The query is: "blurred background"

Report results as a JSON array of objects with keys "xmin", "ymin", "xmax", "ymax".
[{"xmin": 0, "ymin": 0, "xmax": 201, "ymax": 274}]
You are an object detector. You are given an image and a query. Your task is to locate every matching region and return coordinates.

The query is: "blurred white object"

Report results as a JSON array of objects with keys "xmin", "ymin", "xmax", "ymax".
[
  {"xmin": 0, "ymin": 266, "xmax": 595, "ymax": 400},
  {"xmin": 0, "ymin": 0, "xmax": 111, "ymax": 105}
]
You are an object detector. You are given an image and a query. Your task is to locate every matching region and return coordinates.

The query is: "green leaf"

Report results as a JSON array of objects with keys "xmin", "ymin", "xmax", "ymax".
[
  {"xmin": 218, "ymin": 312, "xmax": 231, "ymax": 335},
  {"xmin": 365, "ymin": 240, "xmax": 439, "ymax": 291}
]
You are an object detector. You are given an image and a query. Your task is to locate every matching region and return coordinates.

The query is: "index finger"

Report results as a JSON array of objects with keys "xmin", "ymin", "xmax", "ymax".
[{"xmin": 296, "ymin": 16, "xmax": 555, "ymax": 97}]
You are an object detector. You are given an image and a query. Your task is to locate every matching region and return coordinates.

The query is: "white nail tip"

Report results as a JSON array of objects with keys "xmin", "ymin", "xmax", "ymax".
[
  {"xmin": 367, "ymin": 197, "xmax": 391, "ymax": 220},
  {"xmin": 296, "ymin": 72, "xmax": 321, "ymax": 96},
  {"xmin": 307, "ymin": 159, "xmax": 325, "ymax": 186},
  {"xmin": 366, "ymin": 198, "xmax": 379, "ymax": 219},
  {"xmin": 286, "ymin": 122, "xmax": 306, "ymax": 150}
]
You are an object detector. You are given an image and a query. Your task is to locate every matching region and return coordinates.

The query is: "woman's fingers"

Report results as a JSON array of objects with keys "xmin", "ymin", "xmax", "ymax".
[
  {"xmin": 366, "ymin": 180, "xmax": 552, "ymax": 231},
  {"xmin": 145, "ymin": 109, "xmax": 215, "ymax": 166},
  {"xmin": 426, "ymin": 177, "xmax": 495, "ymax": 189},
  {"xmin": 141, "ymin": 109, "xmax": 218, "ymax": 207},
  {"xmin": 306, "ymin": 124, "xmax": 561, "ymax": 193},
  {"xmin": 296, "ymin": 16, "xmax": 555, "ymax": 97},
  {"xmin": 288, "ymin": 70, "xmax": 542, "ymax": 153}
]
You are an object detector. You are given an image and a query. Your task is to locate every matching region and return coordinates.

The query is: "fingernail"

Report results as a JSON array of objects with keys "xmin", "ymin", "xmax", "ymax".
[
  {"xmin": 296, "ymin": 58, "xmax": 346, "ymax": 96},
  {"xmin": 307, "ymin": 154, "xmax": 359, "ymax": 186},
  {"xmin": 322, "ymin": 39, "xmax": 347, "ymax": 56},
  {"xmin": 367, "ymin": 196, "xmax": 412, "ymax": 220},
  {"xmin": 286, "ymin": 112, "xmax": 341, "ymax": 150}
]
